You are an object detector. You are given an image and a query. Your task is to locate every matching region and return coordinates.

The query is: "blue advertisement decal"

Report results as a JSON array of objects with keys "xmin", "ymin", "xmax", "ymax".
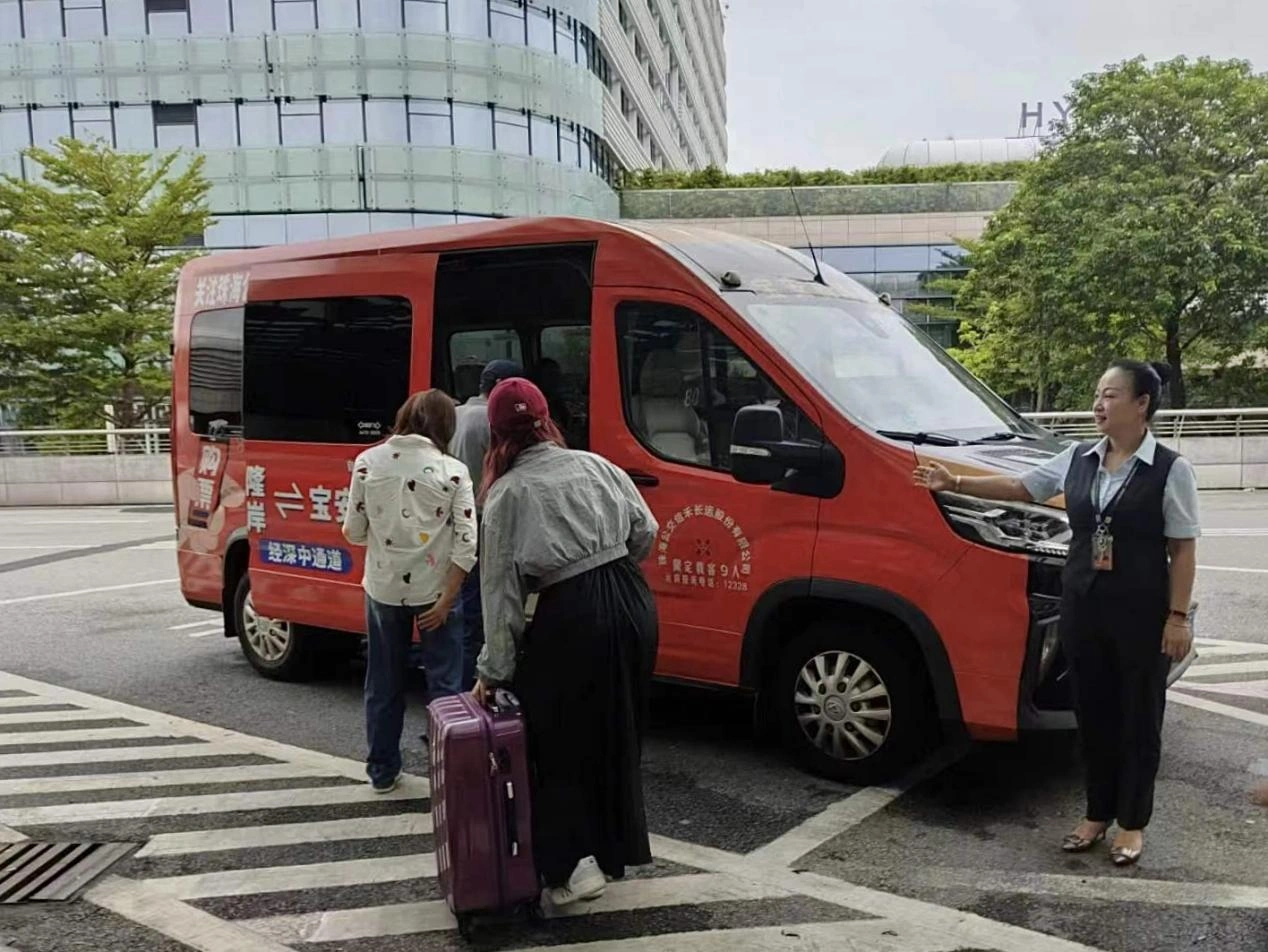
[{"xmin": 259, "ymin": 539, "xmax": 353, "ymax": 575}]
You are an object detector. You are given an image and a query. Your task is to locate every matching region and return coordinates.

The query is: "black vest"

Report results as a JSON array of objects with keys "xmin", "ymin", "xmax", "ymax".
[{"xmin": 1062, "ymin": 441, "xmax": 1177, "ymax": 611}]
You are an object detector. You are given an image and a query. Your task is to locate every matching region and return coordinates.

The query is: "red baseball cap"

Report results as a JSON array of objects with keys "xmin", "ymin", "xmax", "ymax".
[{"xmin": 487, "ymin": 377, "xmax": 550, "ymax": 436}]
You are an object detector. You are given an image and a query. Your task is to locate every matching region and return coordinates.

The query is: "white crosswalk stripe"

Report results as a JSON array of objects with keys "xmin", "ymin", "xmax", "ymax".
[
  {"xmin": 1172, "ymin": 637, "xmax": 1268, "ymax": 729},
  {"xmin": 0, "ymin": 668, "xmax": 1104, "ymax": 952}
]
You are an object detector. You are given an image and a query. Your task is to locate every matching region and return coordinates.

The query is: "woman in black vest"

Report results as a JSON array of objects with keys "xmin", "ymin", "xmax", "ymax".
[{"xmin": 914, "ymin": 360, "xmax": 1200, "ymax": 866}]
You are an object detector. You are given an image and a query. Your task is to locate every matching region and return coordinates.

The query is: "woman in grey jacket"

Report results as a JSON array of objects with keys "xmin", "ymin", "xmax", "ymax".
[{"xmin": 472, "ymin": 377, "xmax": 659, "ymax": 909}]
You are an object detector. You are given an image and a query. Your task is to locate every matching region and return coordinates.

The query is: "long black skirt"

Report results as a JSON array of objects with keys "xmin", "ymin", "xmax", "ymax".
[{"xmin": 513, "ymin": 556, "xmax": 658, "ymax": 888}]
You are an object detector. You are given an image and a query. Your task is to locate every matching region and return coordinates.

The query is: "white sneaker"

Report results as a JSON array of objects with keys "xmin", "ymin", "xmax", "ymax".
[{"xmin": 545, "ymin": 856, "xmax": 606, "ymax": 907}]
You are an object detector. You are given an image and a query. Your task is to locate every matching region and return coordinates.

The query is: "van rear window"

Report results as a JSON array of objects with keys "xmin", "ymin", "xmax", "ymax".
[
  {"xmin": 243, "ymin": 296, "xmax": 412, "ymax": 444},
  {"xmin": 189, "ymin": 307, "xmax": 243, "ymax": 438}
]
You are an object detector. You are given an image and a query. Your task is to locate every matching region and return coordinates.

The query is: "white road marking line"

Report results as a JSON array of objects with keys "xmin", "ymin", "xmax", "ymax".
[
  {"xmin": 0, "ymin": 777, "xmax": 427, "ymax": 826},
  {"xmin": 0, "ymin": 672, "xmax": 387, "ymax": 787},
  {"xmin": 1174, "ymin": 679, "xmax": 1268, "ymax": 700},
  {"xmin": 0, "ymin": 545, "xmax": 100, "ymax": 550},
  {"xmin": 0, "ymin": 708, "xmax": 133, "ymax": 726},
  {"xmin": 1182, "ymin": 659, "xmax": 1268, "ymax": 677},
  {"xmin": 0, "ymin": 696, "xmax": 75, "ymax": 709},
  {"xmin": 0, "ymin": 741, "xmax": 243, "ymax": 769},
  {"xmin": 238, "ymin": 874, "xmax": 795, "ymax": 944},
  {"xmin": 187, "ymin": 628, "xmax": 224, "ymax": 639},
  {"xmin": 0, "ymin": 578, "xmax": 179, "ymax": 606},
  {"xmin": 137, "ymin": 813, "xmax": 432, "ymax": 858},
  {"xmin": 142, "ymin": 853, "xmax": 438, "ymax": 900},
  {"xmin": 647, "ymin": 837, "xmax": 1102, "ymax": 952},
  {"xmin": 85, "ymin": 875, "xmax": 294, "ymax": 952},
  {"xmin": 500, "ymin": 920, "xmax": 1000, "ymax": 952},
  {"xmin": 0, "ymin": 822, "xmax": 26, "ymax": 843},
  {"xmin": 1187, "ymin": 644, "xmax": 1268, "ymax": 657},
  {"xmin": 0, "ymin": 725, "xmax": 186, "ymax": 748},
  {"xmin": 888, "ymin": 865, "xmax": 1268, "ymax": 910},
  {"xmin": 0, "ymin": 762, "xmax": 336, "ymax": 797},
  {"xmin": 1199, "ymin": 564, "xmax": 1268, "ymax": 575},
  {"xmin": 1202, "ymin": 528, "xmax": 1268, "ymax": 537},
  {"xmin": 1169, "ymin": 690, "xmax": 1268, "ymax": 728},
  {"xmin": 4, "ymin": 519, "xmax": 153, "ymax": 525},
  {"xmin": 169, "ymin": 620, "xmax": 222, "ymax": 630},
  {"xmin": 745, "ymin": 743, "xmax": 966, "ymax": 868}
]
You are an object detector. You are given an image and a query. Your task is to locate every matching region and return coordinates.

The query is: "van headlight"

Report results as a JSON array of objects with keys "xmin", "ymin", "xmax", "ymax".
[{"xmin": 935, "ymin": 492, "xmax": 1071, "ymax": 558}]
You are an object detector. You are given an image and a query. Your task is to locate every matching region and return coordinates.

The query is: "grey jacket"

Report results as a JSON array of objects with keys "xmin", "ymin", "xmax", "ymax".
[
  {"xmin": 475, "ymin": 442, "xmax": 658, "ymax": 684},
  {"xmin": 451, "ymin": 396, "xmax": 491, "ymax": 502}
]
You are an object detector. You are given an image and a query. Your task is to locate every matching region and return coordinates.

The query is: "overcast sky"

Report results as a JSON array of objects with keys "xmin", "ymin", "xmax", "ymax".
[{"xmin": 723, "ymin": 0, "xmax": 1267, "ymax": 172}]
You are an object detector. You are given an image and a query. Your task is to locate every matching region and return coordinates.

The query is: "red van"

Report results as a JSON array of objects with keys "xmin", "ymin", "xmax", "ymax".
[{"xmin": 172, "ymin": 217, "xmax": 1087, "ymax": 783}]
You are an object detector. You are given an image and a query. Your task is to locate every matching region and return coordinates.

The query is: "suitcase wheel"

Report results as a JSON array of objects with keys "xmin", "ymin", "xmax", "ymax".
[{"xmin": 456, "ymin": 912, "xmax": 474, "ymax": 940}]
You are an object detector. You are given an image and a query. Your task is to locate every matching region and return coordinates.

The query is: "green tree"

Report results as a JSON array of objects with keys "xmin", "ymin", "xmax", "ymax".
[
  {"xmin": 618, "ymin": 161, "xmax": 1034, "ymax": 191},
  {"xmin": 0, "ymin": 138, "xmax": 211, "ymax": 428},
  {"xmin": 956, "ymin": 57, "xmax": 1268, "ymax": 409}
]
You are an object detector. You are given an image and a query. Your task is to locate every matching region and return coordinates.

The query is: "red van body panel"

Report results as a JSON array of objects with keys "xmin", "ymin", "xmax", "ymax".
[{"xmin": 171, "ymin": 216, "xmax": 1068, "ymax": 746}]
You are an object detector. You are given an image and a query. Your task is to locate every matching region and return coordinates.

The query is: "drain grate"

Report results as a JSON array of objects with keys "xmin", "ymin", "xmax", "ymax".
[{"xmin": 0, "ymin": 841, "xmax": 135, "ymax": 903}]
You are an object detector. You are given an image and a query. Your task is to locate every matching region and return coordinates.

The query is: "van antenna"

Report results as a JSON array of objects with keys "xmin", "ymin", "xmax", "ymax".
[{"xmin": 790, "ymin": 187, "xmax": 827, "ymax": 286}]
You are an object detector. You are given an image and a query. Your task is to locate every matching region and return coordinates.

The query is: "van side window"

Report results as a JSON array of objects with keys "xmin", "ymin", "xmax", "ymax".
[
  {"xmin": 189, "ymin": 306, "xmax": 243, "ymax": 438},
  {"xmin": 450, "ymin": 329, "xmax": 523, "ymax": 403},
  {"xmin": 617, "ymin": 301, "xmax": 820, "ymax": 471},
  {"xmin": 538, "ymin": 324, "xmax": 590, "ymax": 451},
  {"xmin": 243, "ymin": 296, "xmax": 412, "ymax": 444}
]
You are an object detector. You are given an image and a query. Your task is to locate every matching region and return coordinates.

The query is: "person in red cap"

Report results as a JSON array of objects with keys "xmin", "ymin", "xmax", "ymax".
[{"xmin": 472, "ymin": 377, "xmax": 659, "ymax": 909}]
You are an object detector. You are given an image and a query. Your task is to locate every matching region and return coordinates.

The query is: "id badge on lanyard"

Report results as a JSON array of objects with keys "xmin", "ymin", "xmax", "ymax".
[{"xmin": 1091, "ymin": 461, "xmax": 1137, "ymax": 573}]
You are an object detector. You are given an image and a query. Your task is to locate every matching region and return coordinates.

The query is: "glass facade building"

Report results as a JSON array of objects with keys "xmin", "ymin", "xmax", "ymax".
[{"xmin": 0, "ymin": 0, "xmax": 726, "ymax": 248}]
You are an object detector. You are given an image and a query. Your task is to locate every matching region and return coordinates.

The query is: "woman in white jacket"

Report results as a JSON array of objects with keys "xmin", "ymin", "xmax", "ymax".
[{"xmin": 342, "ymin": 389, "xmax": 477, "ymax": 793}]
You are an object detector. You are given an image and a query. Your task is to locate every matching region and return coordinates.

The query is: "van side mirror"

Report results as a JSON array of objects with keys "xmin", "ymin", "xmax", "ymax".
[
  {"xmin": 730, "ymin": 405, "xmax": 790, "ymax": 485},
  {"xmin": 730, "ymin": 404, "xmax": 845, "ymax": 498}
]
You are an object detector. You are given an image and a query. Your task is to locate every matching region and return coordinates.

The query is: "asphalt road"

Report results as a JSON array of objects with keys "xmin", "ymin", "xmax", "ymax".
[{"xmin": 0, "ymin": 494, "xmax": 1265, "ymax": 952}]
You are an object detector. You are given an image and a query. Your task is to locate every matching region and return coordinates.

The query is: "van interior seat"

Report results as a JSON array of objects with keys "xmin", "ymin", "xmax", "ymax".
[{"xmin": 634, "ymin": 350, "xmax": 709, "ymax": 464}]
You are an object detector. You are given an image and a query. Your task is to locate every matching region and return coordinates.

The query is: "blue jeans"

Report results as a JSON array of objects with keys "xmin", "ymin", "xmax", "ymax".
[
  {"xmin": 364, "ymin": 595, "xmax": 463, "ymax": 786},
  {"xmin": 460, "ymin": 566, "xmax": 483, "ymax": 690}
]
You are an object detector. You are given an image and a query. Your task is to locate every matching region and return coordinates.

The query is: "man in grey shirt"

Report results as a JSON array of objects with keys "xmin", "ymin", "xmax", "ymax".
[{"xmin": 452, "ymin": 359, "xmax": 522, "ymax": 687}]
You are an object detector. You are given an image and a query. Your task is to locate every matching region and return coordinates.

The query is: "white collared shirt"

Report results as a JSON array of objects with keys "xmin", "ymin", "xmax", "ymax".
[
  {"xmin": 341, "ymin": 434, "xmax": 478, "ymax": 606},
  {"xmin": 1021, "ymin": 431, "xmax": 1201, "ymax": 539}
]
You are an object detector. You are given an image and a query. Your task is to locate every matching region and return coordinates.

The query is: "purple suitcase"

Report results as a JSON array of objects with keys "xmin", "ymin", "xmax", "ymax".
[{"xmin": 428, "ymin": 690, "xmax": 538, "ymax": 936}]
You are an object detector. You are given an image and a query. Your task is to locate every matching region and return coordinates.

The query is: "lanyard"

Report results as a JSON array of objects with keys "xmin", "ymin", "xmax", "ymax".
[{"xmin": 1092, "ymin": 458, "xmax": 1139, "ymax": 526}]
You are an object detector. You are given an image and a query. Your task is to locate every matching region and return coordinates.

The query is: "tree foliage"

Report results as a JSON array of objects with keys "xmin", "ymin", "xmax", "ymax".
[
  {"xmin": 0, "ymin": 139, "xmax": 211, "ymax": 428},
  {"xmin": 619, "ymin": 161, "xmax": 1034, "ymax": 191},
  {"xmin": 955, "ymin": 56, "xmax": 1268, "ymax": 410}
]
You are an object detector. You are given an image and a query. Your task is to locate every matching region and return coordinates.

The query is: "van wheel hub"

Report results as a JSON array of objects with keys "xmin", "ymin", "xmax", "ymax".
[
  {"xmin": 243, "ymin": 593, "xmax": 292, "ymax": 663},
  {"xmin": 794, "ymin": 650, "xmax": 893, "ymax": 761}
]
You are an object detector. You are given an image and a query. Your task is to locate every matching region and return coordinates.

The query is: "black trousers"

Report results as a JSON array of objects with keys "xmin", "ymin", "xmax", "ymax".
[{"xmin": 1061, "ymin": 590, "xmax": 1170, "ymax": 830}]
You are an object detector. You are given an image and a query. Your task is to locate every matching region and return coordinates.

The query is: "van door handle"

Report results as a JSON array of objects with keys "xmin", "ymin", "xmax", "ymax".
[{"xmin": 625, "ymin": 469, "xmax": 660, "ymax": 488}]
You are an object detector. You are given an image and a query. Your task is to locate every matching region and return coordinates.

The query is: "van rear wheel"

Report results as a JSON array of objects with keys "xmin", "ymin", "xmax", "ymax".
[
  {"xmin": 775, "ymin": 623, "xmax": 930, "ymax": 785},
  {"xmin": 233, "ymin": 573, "xmax": 318, "ymax": 682}
]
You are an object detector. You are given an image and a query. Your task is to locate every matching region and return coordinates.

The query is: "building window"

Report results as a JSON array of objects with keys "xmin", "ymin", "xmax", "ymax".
[
  {"xmin": 238, "ymin": 101, "xmax": 279, "ymax": 147},
  {"xmin": 280, "ymin": 100, "xmax": 321, "ymax": 145},
  {"xmin": 0, "ymin": 109, "xmax": 32, "ymax": 156},
  {"xmin": 316, "ymin": 0, "xmax": 357, "ymax": 28},
  {"xmin": 554, "ymin": 12, "xmax": 576, "ymax": 61},
  {"xmin": 408, "ymin": 99, "xmax": 451, "ymax": 146},
  {"xmin": 190, "ymin": 0, "xmax": 232, "ymax": 32},
  {"xmin": 489, "ymin": 0, "xmax": 525, "ymax": 44},
  {"xmin": 366, "ymin": 99, "xmax": 408, "ymax": 143},
  {"xmin": 529, "ymin": 114, "xmax": 557, "ymax": 161},
  {"xmin": 197, "ymin": 103, "xmax": 238, "ymax": 148},
  {"xmin": 451, "ymin": 103, "xmax": 492, "ymax": 150},
  {"xmin": 146, "ymin": 0, "xmax": 190, "ymax": 34},
  {"xmin": 493, "ymin": 108, "xmax": 529, "ymax": 155},
  {"xmin": 231, "ymin": 0, "xmax": 272, "ymax": 32},
  {"xmin": 448, "ymin": 0, "xmax": 485, "ymax": 36},
  {"xmin": 114, "ymin": 105, "xmax": 155, "ymax": 149},
  {"xmin": 272, "ymin": 0, "xmax": 316, "ymax": 30},
  {"xmin": 64, "ymin": 0, "xmax": 106, "ymax": 37},
  {"xmin": 243, "ymin": 296, "xmax": 414, "ymax": 444},
  {"xmin": 322, "ymin": 100, "xmax": 365, "ymax": 144},
  {"xmin": 526, "ymin": 2, "xmax": 553, "ymax": 51},
  {"xmin": 154, "ymin": 103, "xmax": 198, "ymax": 148},
  {"xmin": 403, "ymin": 0, "xmax": 446, "ymax": 30},
  {"xmin": 189, "ymin": 307, "xmax": 244, "ymax": 438},
  {"xmin": 71, "ymin": 105, "xmax": 114, "ymax": 145},
  {"xmin": 559, "ymin": 120, "xmax": 579, "ymax": 167}
]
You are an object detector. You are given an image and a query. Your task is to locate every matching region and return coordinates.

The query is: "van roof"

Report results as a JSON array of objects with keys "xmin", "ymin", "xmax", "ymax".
[{"xmin": 179, "ymin": 215, "xmax": 833, "ymax": 294}]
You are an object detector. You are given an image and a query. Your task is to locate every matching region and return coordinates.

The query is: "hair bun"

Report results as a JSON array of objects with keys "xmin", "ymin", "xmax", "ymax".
[{"xmin": 1149, "ymin": 361, "xmax": 1172, "ymax": 387}]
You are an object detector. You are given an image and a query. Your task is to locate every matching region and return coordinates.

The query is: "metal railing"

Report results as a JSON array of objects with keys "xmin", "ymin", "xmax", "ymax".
[
  {"xmin": 1023, "ymin": 408, "xmax": 1268, "ymax": 440},
  {"xmin": 1, "ymin": 408, "xmax": 1266, "ymax": 457},
  {"xmin": 0, "ymin": 428, "xmax": 170, "ymax": 457}
]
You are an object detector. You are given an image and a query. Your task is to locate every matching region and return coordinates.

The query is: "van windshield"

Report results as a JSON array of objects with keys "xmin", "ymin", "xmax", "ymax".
[{"xmin": 735, "ymin": 293, "xmax": 1034, "ymax": 441}]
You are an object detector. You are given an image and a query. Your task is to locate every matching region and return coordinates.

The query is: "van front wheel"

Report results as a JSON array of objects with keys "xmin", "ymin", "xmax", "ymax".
[
  {"xmin": 775, "ymin": 624, "xmax": 930, "ymax": 785},
  {"xmin": 233, "ymin": 573, "xmax": 317, "ymax": 682}
]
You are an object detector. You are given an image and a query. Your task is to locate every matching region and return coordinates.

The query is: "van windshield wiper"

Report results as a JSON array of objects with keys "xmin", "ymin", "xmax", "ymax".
[
  {"xmin": 876, "ymin": 429, "xmax": 964, "ymax": 447},
  {"xmin": 972, "ymin": 431, "xmax": 1040, "ymax": 443}
]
